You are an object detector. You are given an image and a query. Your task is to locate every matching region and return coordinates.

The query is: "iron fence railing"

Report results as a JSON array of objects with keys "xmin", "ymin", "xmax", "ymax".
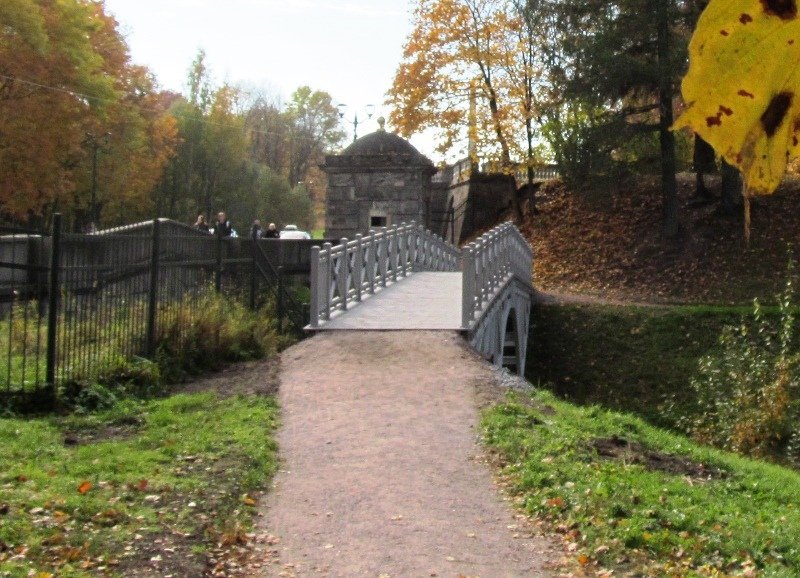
[
  {"xmin": 1, "ymin": 215, "xmax": 309, "ymax": 411},
  {"xmin": 0, "ymin": 223, "xmax": 53, "ymax": 409}
]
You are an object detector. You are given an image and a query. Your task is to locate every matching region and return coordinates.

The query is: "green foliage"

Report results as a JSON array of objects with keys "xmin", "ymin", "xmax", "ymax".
[
  {"xmin": 612, "ymin": 129, "xmax": 693, "ymax": 175},
  {"xmin": 527, "ymin": 302, "xmax": 746, "ymax": 429},
  {"xmin": 483, "ymin": 391, "xmax": 800, "ymax": 575},
  {"xmin": 154, "ymin": 293, "xmax": 284, "ymax": 382},
  {"xmin": 684, "ymin": 273, "xmax": 800, "ymax": 464},
  {"xmin": 541, "ymin": 101, "xmax": 624, "ymax": 189},
  {"xmin": 158, "ymin": 55, "xmax": 336, "ymax": 229},
  {"xmin": 528, "ymin": 0, "xmax": 700, "ymax": 189},
  {"xmin": 61, "ymin": 356, "xmax": 162, "ymax": 412}
]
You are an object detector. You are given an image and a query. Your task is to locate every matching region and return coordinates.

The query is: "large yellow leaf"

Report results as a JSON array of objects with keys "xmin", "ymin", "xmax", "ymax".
[{"xmin": 674, "ymin": 0, "xmax": 800, "ymax": 195}]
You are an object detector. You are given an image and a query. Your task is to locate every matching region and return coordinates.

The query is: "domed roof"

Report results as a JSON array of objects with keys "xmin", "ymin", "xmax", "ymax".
[{"xmin": 340, "ymin": 119, "xmax": 433, "ymax": 168}]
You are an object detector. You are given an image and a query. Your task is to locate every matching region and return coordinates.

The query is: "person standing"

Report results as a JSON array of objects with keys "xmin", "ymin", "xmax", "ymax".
[
  {"xmin": 264, "ymin": 222, "xmax": 280, "ymax": 238},
  {"xmin": 250, "ymin": 219, "xmax": 263, "ymax": 239},
  {"xmin": 215, "ymin": 211, "xmax": 233, "ymax": 237},
  {"xmin": 194, "ymin": 214, "xmax": 210, "ymax": 232}
]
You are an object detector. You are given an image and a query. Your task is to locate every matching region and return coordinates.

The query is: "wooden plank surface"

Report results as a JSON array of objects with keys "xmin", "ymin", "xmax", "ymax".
[{"xmin": 315, "ymin": 272, "xmax": 463, "ymax": 330}]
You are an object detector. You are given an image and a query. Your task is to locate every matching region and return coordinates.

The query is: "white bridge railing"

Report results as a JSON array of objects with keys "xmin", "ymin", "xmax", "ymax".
[
  {"xmin": 461, "ymin": 222, "xmax": 533, "ymax": 328},
  {"xmin": 309, "ymin": 222, "xmax": 460, "ymax": 327}
]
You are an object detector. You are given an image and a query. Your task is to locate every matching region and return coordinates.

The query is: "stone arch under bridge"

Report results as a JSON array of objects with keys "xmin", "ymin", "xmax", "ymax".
[{"xmin": 467, "ymin": 278, "xmax": 531, "ymax": 375}]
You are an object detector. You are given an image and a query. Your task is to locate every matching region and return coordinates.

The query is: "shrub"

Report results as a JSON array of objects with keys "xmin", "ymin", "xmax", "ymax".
[
  {"xmin": 60, "ymin": 355, "xmax": 162, "ymax": 410},
  {"xmin": 154, "ymin": 293, "xmax": 284, "ymax": 382},
  {"xmin": 683, "ymin": 269, "xmax": 800, "ymax": 464}
]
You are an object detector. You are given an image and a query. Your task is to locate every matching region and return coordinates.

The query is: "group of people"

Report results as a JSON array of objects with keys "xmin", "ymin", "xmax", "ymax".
[
  {"xmin": 192, "ymin": 212, "xmax": 281, "ymax": 238},
  {"xmin": 248, "ymin": 219, "xmax": 281, "ymax": 239}
]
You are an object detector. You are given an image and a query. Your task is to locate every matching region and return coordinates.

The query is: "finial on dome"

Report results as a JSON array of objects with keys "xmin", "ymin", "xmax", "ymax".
[{"xmin": 377, "ymin": 117, "xmax": 386, "ymax": 131}]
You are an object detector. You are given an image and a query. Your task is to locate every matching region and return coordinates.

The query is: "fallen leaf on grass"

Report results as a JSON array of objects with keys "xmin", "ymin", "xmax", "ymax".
[
  {"xmin": 77, "ymin": 481, "xmax": 92, "ymax": 494},
  {"xmin": 546, "ymin": 496, "xmax": 565, "ymax": 508}
]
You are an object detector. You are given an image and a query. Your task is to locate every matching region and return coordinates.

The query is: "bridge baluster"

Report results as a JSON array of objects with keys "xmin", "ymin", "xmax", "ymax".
[
  {"xmin": 322, "ymin": 242, "xmax": 332, "ymax": 320},
  {"xmin": 338, "ymin": 239, "xmax": 349, "ymax": 311},
  {"xmin": 379, "ymin": 227, "xmax": 388, "ymax": 288},
  {"xmin": 390, "ymin": 226, "xmax": 398, "ymax": 282},
  {"xmin": 309, "ymin": 246, "xmax": 320, "ymax": 328},
  {"xmin": 462, "ymin": 246, "xmax": 475, "ymax": 328},
  {"xmin": 354, "ymin": 234, "xmax": 363, "ymax": 302},
  {"xmin": 400, "ymin": 224, "xmax": 408, "ymax": 277},
  {"xmin": 367, "ymin": 230, "xmax": 377, "ymax": 294}
]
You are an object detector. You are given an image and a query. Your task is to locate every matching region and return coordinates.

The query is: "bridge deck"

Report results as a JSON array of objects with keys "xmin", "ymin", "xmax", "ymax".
[{"xmin": 316, "ymin": 272, "xmax": 463, "ymax": 330}]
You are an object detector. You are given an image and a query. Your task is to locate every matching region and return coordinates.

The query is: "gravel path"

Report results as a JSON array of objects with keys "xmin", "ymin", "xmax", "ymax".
[{"xmin": 258, "ymin": 331, "xmax": 558, "ymax": 577}]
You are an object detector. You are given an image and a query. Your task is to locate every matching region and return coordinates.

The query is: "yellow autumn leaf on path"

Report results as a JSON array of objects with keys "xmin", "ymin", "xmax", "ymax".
[{"xmin": 674, "ymin": 0, "xmax": 800, "ymax": 195}]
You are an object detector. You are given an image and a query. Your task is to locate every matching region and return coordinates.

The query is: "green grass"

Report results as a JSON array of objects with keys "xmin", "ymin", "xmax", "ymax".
[
  {"xmin": 0, "ymin": 391, "xmax": 278, "ymax": 576},
  {"xmin": 482, "ymin": 390, "xmax": 800, "ymax": 577},
  {"xmin": 527, "ymin": 303, "xmax": 754, "ymax": 428}
]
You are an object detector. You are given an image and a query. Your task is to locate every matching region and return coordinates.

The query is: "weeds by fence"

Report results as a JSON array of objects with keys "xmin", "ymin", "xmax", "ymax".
[{"xmin": 1, "ymin": 216, "xmax": 308, "ymax": 412}]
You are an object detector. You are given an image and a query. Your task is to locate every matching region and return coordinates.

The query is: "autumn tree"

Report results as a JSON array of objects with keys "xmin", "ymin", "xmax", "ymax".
[
  {"xmin": 389, "ymin": 0, "xmax": 546, "ymax": 220},
  {"xmin": 0, "ymin": 0, "xmax": 177, "ymax": 227},
  {"xmin": 284, "ymin": 86, "xmax": 344, "ymax": 187},
  {"xmin": 0, "ymin": 0, "xmax": 114, "ymax": 221},
  {"xmin": 244, "ymin": 93, "xmax": 290, "ymax": 175}
]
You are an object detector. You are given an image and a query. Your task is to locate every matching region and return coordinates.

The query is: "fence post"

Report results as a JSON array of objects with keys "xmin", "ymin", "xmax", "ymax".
[
  {"xmin": 145, "ymin": 218, "xmax": 161, "ymax": 357},
  {"xmin": 338, "ymin": 238, "xmax": 348, "ymax": 311},
  {"xmin": 45, "ymin": 213, "xmax": 62, "ymax": 389},
  {"xmin": 277, "ymin": 265, "xmax": 285, "ymax": 333},
  {"xmin": 215, "ymin": 228, "xmax": 223, "ymax": 293},
  {"xmin": 309, "ymin": 245, "xmax": 320, "ymax": 328},
  {"xmin": 249, "ymin": 230, "xmax": 258, "ymax": 310}
]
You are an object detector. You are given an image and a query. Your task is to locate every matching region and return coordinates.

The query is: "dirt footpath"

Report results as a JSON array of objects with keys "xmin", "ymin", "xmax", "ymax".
[{"xmin": 258, "ymin": 331, "xmax": 558, "ymax": 577}]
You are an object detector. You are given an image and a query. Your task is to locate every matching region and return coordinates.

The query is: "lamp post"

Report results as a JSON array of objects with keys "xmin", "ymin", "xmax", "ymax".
[
  {"xmin": 85, "ymin": 132, "xmax": 111, "ymax": 229},
  {"xmin": 337, "ymin": 103, "xmax": 375, "ymax": 142}
]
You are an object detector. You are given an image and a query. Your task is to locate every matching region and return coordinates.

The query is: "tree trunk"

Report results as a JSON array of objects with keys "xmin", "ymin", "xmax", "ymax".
[
  {"xmin": 720, "ymin": 159, "xmax": 743, "ymax": 215},
  {"xmin": 483, "ymin": 80, "xmax": 524, "ymax": 223},
  {"xmin": 525, "ymin": 115, "xmax": 539, "ymax": 215},
  {"xmin": 657, "ymin": 0, "xmax": 680, "ymax": 237}
]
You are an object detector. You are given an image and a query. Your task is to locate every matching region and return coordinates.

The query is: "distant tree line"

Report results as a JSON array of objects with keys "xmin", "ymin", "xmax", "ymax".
[{"xmin": 0, "ymin": 1, "xmax": 343, "ymax": 232}]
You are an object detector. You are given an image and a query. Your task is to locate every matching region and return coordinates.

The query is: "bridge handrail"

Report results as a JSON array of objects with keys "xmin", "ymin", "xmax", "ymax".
[
  {"xmin": 309, "ymin": 222, "xmax": 460, "ymax": 327},
  {"xmin": 461, "ymin": 222, "xmax": 533, "ymax": 329}
]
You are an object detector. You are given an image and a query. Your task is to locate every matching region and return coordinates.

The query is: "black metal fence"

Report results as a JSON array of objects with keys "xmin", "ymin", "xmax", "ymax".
[{"xmin": 1, "ymin": 215, "xmax": 310, "ymax": 411}]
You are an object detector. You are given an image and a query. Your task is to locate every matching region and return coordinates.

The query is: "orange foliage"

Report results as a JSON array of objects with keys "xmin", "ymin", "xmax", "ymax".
[{"xmin": 0, "ymin": 0, "xmax": 176, "ymax": 224}]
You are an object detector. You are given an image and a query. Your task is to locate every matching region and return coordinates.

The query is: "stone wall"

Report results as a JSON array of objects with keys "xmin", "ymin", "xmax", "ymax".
[{"xmin": 324, "ymin": 164, "xmax": 433, "ymax": 240}]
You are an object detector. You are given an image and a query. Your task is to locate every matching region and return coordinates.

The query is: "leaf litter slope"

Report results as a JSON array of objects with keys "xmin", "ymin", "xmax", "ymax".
[{"xmin": 522, "ymin": 174, "xmax": 800, "ymax": 305}]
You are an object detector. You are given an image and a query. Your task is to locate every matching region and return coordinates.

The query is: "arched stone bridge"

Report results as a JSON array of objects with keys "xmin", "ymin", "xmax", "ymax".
[{"xmin": 307, "ymin": 221, "xmax": 534, "ymax": 374}]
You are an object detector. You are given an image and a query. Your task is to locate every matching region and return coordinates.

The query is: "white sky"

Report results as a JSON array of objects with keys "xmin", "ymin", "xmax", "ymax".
[{"xmin": 104, "ymin": 0, "xmax": 441, "ymax": 160}]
